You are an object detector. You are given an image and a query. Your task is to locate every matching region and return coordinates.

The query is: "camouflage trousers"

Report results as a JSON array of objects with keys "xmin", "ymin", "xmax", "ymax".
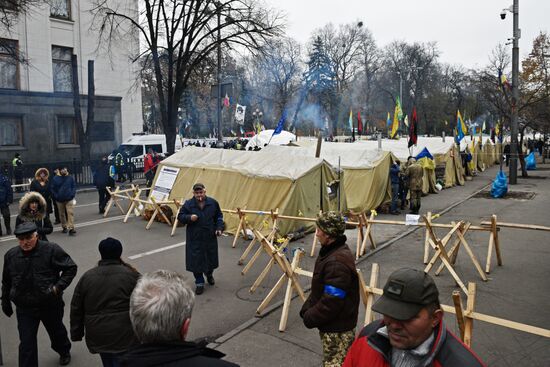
[
  {"xmin": 319, "ymin": 329, "xmax": 355, "ymax": 367},
  {"xmin": 410, "ymin": 189, "xmax": 422, "ymax": 213}
]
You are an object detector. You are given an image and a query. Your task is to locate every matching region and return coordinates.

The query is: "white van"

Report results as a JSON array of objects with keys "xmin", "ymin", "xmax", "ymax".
[{"xmin": 109, "ymin": 134, "xmax": 182, "ymax": 162}]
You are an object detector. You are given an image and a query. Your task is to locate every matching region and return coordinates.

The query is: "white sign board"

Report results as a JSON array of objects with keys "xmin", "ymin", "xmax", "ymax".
[
  {"xmin": 150, "ymin": 166, "xmax": 180, "ymax": 201},
  {"xmin": 405, "ymin": 214, "xmax": 420, "ymax": 226},
  {"xmin": 235, "ymin": 104, "xmax": 246, "ymax": 124}
]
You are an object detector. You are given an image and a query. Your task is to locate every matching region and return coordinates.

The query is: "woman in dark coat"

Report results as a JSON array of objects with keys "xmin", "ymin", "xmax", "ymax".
[
  {"xmin": 15, "ymin": 191, "xmax": 53, "ymax": 241},
  {"xmin": 29, "ymin": 167, "xmax": 54, "ymax": 219}
]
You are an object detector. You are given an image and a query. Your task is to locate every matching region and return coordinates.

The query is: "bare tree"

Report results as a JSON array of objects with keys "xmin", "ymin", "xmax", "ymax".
[
  {"xmin": 91, "ymin": 0, "xmax": 284, "ymax": 153},
  {"xmin": 243, "ymin": 37, "xmax": 302, "ymax": 125}
]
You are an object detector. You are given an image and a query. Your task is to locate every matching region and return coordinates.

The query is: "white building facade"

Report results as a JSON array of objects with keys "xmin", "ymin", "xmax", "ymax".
[{"xmin": 0, "ymin": 0, "xmax": 142, "ymax": 163}]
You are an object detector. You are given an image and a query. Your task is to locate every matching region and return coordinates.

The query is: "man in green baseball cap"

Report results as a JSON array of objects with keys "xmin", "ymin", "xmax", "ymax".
[
  {"xmin": 343, "ymin": 268, "xmax": 485, "ymax": 367},
  {"xmin": 300, "ymin": 211, "xmax": 359, "ymax": 367}
]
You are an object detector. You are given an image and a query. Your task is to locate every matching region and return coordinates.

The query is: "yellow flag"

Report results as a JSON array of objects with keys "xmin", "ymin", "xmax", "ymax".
[{"xmin": 391, "ymin": 104, "xmax": 399, "ymax": 138}]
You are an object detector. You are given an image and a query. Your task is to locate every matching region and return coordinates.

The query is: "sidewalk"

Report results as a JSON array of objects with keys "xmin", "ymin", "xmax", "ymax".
[{"xmin": 211, "ymin": 163, "xmax": 550, "ymax": 367}]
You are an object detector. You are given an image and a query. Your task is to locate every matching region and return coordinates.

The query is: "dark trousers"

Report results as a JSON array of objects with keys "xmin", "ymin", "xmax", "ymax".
[
  {"xmin": 53, "ymin": 200, "xmax": 61, "ymax": 223},
  {"xmin": 98, "ymin": 187, "xmax": 110, "ymax": 213},
  {"xmin": 193, "ymin": 270, "xmax": 213, "ymax": 286},
  {"xmin": 0, "ymin": 205, "xmax": 10, "ymax": 235},
  {"xmin": 100, "ymin": 352, "xmax": 124, "ymax": 367},
  {"xmin": 390, "ymin": 183, "xmax": 400, "ymax": 213},
  {"xmin": 14, "ymin": 172, "xmax": 23, "ymax": 192},
  {"xmin": 16, "ymin": 304, "xmax": 71, "ymax": 367}
]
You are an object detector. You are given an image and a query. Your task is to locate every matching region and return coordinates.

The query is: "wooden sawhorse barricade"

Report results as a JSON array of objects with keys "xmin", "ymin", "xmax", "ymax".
[
  {"xmin": 252, "ymin": 229, "xmax": 308, "ymax": 332},
  {"xmin": 104, "ymin": 185, "xmax": 140, "ymax": 217},
  {"xmin": 358, "ymin": 263, "xmax": 550, "ymax": 346},
  {"xmin": 106, "ymin": 185, "xmax": 175, "ymax": 230},
  {"xmin": 422, "ymin": 216, "xmax": 487, "ymax": 294}
]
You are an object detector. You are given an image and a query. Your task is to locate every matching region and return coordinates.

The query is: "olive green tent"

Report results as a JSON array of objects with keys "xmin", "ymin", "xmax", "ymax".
[
  {"xmin": 264, "ymin": 143, "xmax": 393, "ymax": 214},
  {"xmin": 151, "ymin": 147, "xmax": 338, "ymax": 235}
]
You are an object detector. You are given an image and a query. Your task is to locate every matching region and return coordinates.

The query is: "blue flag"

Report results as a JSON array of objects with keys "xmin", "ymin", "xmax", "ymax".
[{"xmin": 272, "ymin": 112, "xmax": 286, "ymax": 136}]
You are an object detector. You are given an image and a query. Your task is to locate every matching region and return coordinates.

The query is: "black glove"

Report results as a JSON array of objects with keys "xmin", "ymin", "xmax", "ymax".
[{"xmin": 2, "ymin": 301, "xmax": 13, "ymax": 317}]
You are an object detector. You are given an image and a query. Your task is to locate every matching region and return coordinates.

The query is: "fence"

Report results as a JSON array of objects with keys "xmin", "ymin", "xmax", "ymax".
[{"xmin": 4, "ymin": 158, "xmax": 146, "ymax": 189}]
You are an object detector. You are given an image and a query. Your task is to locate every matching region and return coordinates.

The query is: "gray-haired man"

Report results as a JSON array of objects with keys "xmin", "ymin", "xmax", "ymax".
[{"xmin": 121, "ymin": 270, "xmax": 238, "ymax": 366}]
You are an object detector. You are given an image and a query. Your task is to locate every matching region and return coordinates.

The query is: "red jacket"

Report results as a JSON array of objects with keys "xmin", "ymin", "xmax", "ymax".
[
  {"xmin": 144, "ymin": 154, "xmax": 154, "ymax": 173},
  {"xmin": 343, "ymin": 320, "xmax": 486, "ymax": 367}
]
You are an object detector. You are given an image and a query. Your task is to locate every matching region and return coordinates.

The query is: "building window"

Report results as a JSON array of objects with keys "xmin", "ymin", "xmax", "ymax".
[
  {"xmin": 0, "ymin": 116, "xmax": 23, "ymax": 147},
  {"xmin": 52, "ymin": 46, "xmax": 72, "ymax": 92},
  {"xmin": 90, "ymin": 121, "xmax": 115, "ymax": 141},
  {"xmin": 0, "ymin": 39, "xmax": 18, "ymax": 89},
  {"xmin": 57, "ymin": 116, "xmax": 78, "ymax": 145},
  {"xmin": 50, "ymin": 0, "xmax": 70, "ymax": 19}
]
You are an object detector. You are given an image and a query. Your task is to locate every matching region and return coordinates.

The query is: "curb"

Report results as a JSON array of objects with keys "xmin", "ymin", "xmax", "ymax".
[{"xmin": 211, "ymin": 178, "xmax": 494, "ymax": 349}]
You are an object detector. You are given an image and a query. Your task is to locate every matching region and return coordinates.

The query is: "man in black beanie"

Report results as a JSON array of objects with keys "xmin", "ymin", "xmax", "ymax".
[{"xmin": 70, "ymin": 237, "xmax": 140, "ymax": 367}]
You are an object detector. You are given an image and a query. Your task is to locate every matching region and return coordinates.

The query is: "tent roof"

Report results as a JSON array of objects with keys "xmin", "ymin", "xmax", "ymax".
[
  {"xmin": 262, "ymin": 142, "xmax": 388, "ymax": 169},
  {"xmin": 355, "ymin": 136, "xmax": 456, "ymax": 159},
  {"xmin": 244, "ymin": 130, "xmax": 296, "ymax": 150},
  {"xmin": 160, "ymin": 146, "xmax": 328, "ymax": 180}
]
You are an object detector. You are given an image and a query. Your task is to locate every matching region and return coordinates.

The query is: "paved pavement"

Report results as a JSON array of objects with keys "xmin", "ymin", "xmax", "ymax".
[{"xmin": 0, "ymin": 165, "xmax": 549, "ymax": 366}]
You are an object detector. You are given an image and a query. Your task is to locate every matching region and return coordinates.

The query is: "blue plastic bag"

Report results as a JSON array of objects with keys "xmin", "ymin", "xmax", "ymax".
[
  {"xmin": 526, "ymin": 152, "xmax": 536, "ymax": 170},
  {"xmin": 491, "ymin": 170, "xmax": 508, "ymax": 198}
]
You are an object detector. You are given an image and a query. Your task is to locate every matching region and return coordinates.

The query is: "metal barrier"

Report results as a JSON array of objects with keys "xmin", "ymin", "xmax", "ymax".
[{"xmin": 6, "ymin": 158, "xmax": 146, "ymax": 189}]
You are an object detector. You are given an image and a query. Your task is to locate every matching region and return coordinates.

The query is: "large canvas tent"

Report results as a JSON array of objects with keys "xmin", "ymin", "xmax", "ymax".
[
  {"xmin": 356, "ymin": 137, "xmax": 465, "ymax": 191},
  {"xmin": 151, "ymin": 146, "xmax": 337, "ymax": 235},
  {"xmin": 263, "ymin": 143, "xmax": 393, "ymax": 214}
]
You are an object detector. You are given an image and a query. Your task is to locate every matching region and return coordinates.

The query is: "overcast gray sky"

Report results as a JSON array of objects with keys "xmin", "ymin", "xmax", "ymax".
[{"xmin": 270, "ymin": 0, "xmax": 550, "ymax": 69}]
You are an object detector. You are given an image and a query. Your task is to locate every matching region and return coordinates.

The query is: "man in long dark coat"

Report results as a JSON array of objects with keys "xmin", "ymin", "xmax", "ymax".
[{"xmin": 177, "ymin": 183, "xmax": 223, "ymax": 295}]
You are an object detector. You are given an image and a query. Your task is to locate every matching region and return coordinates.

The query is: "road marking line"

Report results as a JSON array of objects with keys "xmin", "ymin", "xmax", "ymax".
[{"xmin": 129, "ymin": 242, "xmax": 186, "ymax": 260}]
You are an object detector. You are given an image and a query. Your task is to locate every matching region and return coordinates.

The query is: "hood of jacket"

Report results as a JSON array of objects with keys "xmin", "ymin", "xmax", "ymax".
[
  {"xmin": 34, "ymin": 167, "xmax": 50, "ymax": 181},
  {"xmin": 19, "ymin": 191, "xmax": 47, "ymax": 221}
]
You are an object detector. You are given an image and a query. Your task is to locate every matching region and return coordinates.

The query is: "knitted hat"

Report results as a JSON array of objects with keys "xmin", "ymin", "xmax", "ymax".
[
  {"xmin": 98, "ymin": 237, "xmax": 123, "ymax": 260},
  {"xmin": 316, "ymin": 211, "xmax": 346, "ymax": 237}
]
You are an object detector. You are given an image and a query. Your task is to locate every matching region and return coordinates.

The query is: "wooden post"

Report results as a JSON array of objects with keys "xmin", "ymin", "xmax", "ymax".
[
  {"xmin": 463, "ymin": 282, "xmax": 476, "ymax": 347},
  {"xmin": 170, "ymin": 198, "xmax": 184, "ymax": 236},
  {"xmin": 232, "ymin": 208, "xmax": 246, "ymax": 248},
  {"xmin": 359, "ymin": 211, "xmax": 377, "ymax": 256},
  {"xmin": 279, "ymin": 249, "xmax": 305, "ymax": 332},
  {"xmin": 485, "ymin": 215, "xmax": 503, "ymax": 273},
  {"xmin": 124, "ymin": 188, "xmax": 142, "ymax": 223},
  {"xmin": 356, "ymin": 213, "xmax": 365, "ymax": 259},
  {"xmin": 452, "ymin": 291, "xmax": 465, "ymax": 341},
  {"xmin": 424, "ymin": 211, "xmax": 432, "ymax": 264},
  {"xmin": 364, "ymin": 263, "xmax": 380, "ymax": 325}
]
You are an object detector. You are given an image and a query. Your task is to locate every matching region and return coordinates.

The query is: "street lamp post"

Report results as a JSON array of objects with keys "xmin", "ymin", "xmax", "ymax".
[{"xmin": 502, "ymin": 1, "xmax": 520, "ymax": 184}]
